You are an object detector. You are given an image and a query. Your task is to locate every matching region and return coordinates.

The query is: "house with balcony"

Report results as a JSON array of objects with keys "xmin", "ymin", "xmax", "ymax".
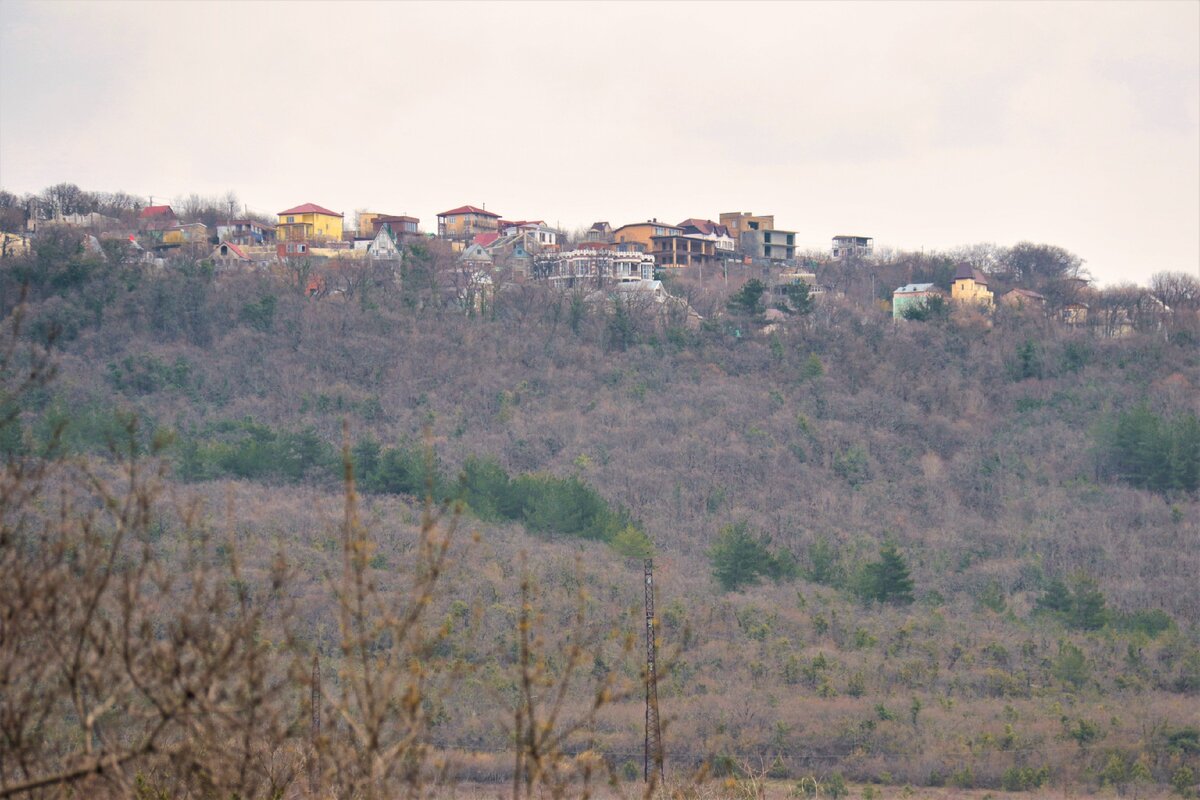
[
  {"xmin": 832, "ymin": 235, "xmax": 873, "ymax": 260},
  {"xmin": 678, "ymin": 218, "xmax": 737, "ymax": 252},
  {"xmin": 376, "ymin": 215, "xmax": 419, "ymax": 240},
  {"xmin": 216, "ymin": 219, "xmax": 275, "ymax": 246},
  {"xmin": 650, "ymin": 234, "xmax": 719, "ymax": 269},
  {"xmin": 277, "ymin": 203, "xmax": 344, "ymax": 243},
  {"xmin": 611, "ymin": 220, "xmax": 683, "ymax": 254},
  {"xmin": 531, "ymin": 249, "xmax": 655, "ymax": 288},
  {"xmin": 357, "ymin": 212, "xmax": 420, "ymax": 240},
  {"xmin": 500, "ymin": 220, "xmax": 559, "ymax": 248},
  {"xmin": 437, "ymin": 205, "xmax": 500, "ymax": 246}
]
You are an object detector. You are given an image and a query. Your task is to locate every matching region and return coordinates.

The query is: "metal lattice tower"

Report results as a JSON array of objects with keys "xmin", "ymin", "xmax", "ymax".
[{"xmin": 644, "ymin": 558, "xmax": 664, "ymax": 783}]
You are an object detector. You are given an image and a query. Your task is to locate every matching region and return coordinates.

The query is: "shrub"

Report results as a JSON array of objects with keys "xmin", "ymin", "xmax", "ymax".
[
  {"xmin": 832, "ymin": 446, "xmax": 870, "ymax": 487},
  {"xmin": 1171, "ymin": 765, "xmax": 1196, "ymax": 798},
  {"xmin": 1001, "ymin": 765, "xmax": 1050, "ymax": 791},
  {"xmin": 806, "ymin": 538, "xmax": 845, "ymax": 587},
  {"xmin": 1065, "ymin": 717, "xmax": 1102, "ymax": 746},
  {"xmin": 900, "ymin": 295, "xmax": 948, "ymax": 322},
  {"xmin": 824, "ymin": 773, "xmax": 848, "ymax": 798},
  {"xmin": 1035, "ymin": 574, "xmax": 1108, "ymax": 630},
  {"xmin": 1113, "ymin": 608, "xmax": 1174, "ymax": 638},
  {"xmin": 1011, "ymin": 340, "xmax": 1044, "ymax": 380},
  {"xmin": 611, "ymin": 525, "xmax": 655, "ymax": 558},
  {"xmin": 1053, "ymin": 642, "xmax": 1091, "ymax": 690}
]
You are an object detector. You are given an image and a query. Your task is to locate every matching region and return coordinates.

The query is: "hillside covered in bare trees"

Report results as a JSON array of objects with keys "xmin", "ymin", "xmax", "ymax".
[{"xmin": 2, "ymin": 234, "xmax": 1199, "ymax": 799}]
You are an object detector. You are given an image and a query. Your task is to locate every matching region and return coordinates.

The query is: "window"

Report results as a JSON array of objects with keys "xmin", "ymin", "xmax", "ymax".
[{"xmin": 288, "ymin": 216, "xmax": 295, "ymax": 223}]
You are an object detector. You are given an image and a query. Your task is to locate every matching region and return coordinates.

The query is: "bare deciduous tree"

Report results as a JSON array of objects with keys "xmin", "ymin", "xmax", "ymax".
[{"xmin": 1150, "ymin": 271, "xmax": 1200, "ymax": 312}]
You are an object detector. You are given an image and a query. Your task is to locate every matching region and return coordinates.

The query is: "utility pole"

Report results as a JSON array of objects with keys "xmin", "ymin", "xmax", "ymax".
[
  {"xmin": 644, "ymin": 558, "xmax": 664, "ymax": 784},
  {"xmin": 309, "ymin": 654, "xmax": 321, "ymax": 795}
]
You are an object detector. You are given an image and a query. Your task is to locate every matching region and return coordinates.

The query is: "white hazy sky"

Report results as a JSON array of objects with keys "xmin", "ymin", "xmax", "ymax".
[{"xmin": 1, "ymin": 0, "xmax": 1197, "ymax": 284}]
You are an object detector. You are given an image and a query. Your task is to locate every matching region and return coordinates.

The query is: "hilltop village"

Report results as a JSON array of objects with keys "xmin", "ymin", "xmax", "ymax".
[{"xmin": 0, "ymin": 189, "xmax": 1193, "ymax": 341}]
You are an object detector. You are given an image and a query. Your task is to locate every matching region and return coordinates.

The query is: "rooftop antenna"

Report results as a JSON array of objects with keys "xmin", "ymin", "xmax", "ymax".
[{"xmin": 644, "ymin": 558, "xmax": 664, "ymax": 784}]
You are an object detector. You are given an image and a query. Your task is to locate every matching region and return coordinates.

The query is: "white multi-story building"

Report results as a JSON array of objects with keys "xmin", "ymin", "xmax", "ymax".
[{"xmin": 532, "ymin": 249, "xmax": 655, "ymax": 287}]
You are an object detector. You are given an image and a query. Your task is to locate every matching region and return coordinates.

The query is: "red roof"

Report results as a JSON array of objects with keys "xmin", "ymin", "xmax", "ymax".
[
  {"xmin": 472, "ymin": 233, "xmax": 500, "ymax": 247},
  {"xmin": 279, "ymin": 203, "xmax": 342, "ymax": 217},
  {"xmin": 439, "ymin": 205, "xmax": 500, "ymax": 218},
  {"xmin": 219, "ymin": 241, "xmax": 249, "ymax": 259},
  {"xmin": 139, "ymin": 205, "xmax": 175, "ymax": 219}
]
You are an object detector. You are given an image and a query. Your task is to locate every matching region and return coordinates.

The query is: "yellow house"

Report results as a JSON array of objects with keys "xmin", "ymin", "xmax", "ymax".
[
  {"xmin": 611, "ymin": 220, "xmax": 683, "ymax": 253},
  {"xmin": 951, "ymin": 264, "xmax": 994, "ymax": 306},
  {"xmin": 277, "ymin": 203, "xmax": 344, "ymax": 242}
]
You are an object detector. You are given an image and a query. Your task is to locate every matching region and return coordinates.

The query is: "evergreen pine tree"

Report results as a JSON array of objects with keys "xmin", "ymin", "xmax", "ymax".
[
  {"xmin": 709, "ymin": 522, "xmax": 791, "ymax": 591},
  {"xmin": 859, "ymin": 543, "xmax": 915, "ymax": 605},
  {"xmin": 1036, "ymin": 578, "xmax": 1073, "ymax": 614}
]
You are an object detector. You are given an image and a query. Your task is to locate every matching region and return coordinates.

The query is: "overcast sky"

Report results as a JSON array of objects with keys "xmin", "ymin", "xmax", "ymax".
[{"xmin": 1, "ymin": 0, "xmax": 1196, "ymax": 284}]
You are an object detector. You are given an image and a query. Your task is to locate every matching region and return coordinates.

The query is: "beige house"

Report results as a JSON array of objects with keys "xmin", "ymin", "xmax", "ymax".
[
  {"xmin": 436, "ymin": 205, "xmax": 500, "ymax": 245},
  {"xmin": 951, "ymin": 264, "xmax": 994, "ymax": 307},
  {"xmin": 1001, "ymin": 288, "xmax": 1046, "ymax": 309}
]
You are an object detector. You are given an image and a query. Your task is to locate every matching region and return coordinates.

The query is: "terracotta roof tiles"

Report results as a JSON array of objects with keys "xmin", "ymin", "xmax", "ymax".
[
  {"xmin": 278, "ymin": 203, "xmax": 342, "ymax": 217},
  {"xmin": 439, "ymin": 205, "xmax": 500, "ymax": 217}
]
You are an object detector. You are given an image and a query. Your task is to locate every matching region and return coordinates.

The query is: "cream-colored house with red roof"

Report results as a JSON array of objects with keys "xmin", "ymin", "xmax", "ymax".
[
  {"xmin": 210, "ymin": 240, "xmax": 252, "ymax": 271},
  {"xmin": 277, "ymin": 203, "xmax": 343, "ymax": 243}
]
